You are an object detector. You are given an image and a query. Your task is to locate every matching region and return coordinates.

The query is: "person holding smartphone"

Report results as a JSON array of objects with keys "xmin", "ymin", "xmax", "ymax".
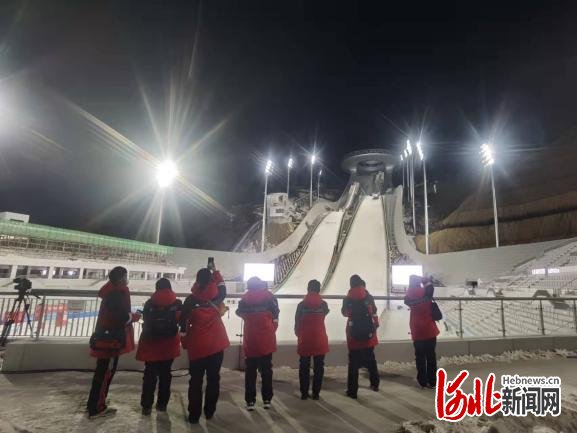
[
  {"xmin": 179, "ymin": 259, "xmax": 230, "ymax": 424},
  {"xmin": 404, "ymin": 275, "xmax": 439, "ymax": 389}
]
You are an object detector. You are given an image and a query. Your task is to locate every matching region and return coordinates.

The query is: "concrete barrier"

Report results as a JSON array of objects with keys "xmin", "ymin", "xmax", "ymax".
[{"xmin": 3, "ymin": 335, "xmax": 577, "ymax": 372}]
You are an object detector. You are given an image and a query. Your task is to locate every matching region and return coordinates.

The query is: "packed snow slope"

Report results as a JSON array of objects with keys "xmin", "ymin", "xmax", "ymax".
[
  {"xmin": 276, "ymin": 211, "xmax": 344, "ymax": 295},
  {"xmin": 324, "ymin": 196, "xmax": 388, "ymax": 295}
]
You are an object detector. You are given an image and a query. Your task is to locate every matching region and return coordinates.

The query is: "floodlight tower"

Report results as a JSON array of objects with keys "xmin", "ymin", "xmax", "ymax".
[
  {"xmin": 261, "ymin": 159, "xmax": 273, "ymax": 253},
  {"xmin": 406, "ymin": 140, "xmax": 416, "ymax": 234},
  {"xmin": 287, "ymin": 157, "xmax": 293, "ymax": 197},
  {"xmin": 481, "ymin": 143, "xmax": 499, "ymax": 247},
  {"xmin": 416, "ymin": 141, "xmax": 429, "ymax": 255},
  {"xmin": 155, "ymin": 160, "xmax": 178, "ymax": 244},
  {"xmin": 309, "ymin": 153, "xmax": 316, "ymax": 209}
]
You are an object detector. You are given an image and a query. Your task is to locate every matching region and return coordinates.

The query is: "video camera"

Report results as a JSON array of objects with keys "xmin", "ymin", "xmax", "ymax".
[{"xmin": 13, "ymin": 278, "xmax": 38, "ymax": 299}]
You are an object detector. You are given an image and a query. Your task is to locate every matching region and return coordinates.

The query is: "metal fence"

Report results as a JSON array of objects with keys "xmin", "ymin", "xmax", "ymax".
[{"xmin": 2, "ymin": 290, "xmax": 577, "ymax": 343}]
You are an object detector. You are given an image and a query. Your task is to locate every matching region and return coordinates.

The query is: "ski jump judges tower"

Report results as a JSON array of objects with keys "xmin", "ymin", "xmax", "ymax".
[{"xmin": 341, "ymin": 149, "xmax": 396, "ymax": 196}]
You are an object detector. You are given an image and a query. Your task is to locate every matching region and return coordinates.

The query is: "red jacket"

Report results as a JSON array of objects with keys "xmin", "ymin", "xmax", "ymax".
[
  {"xmin": 341, "ymin": 286, "xmax": 379, "ymax": 350},
  {"xmin": 90, "ymin": 282, "xmax": 137, "ymax": 359},
  {"xmin": 180, "ymin": 271, "xmax": 230, "ymax": 361},
  {"xmin": 295, "ymin": 292, "xmax": 329, "ymax": 357},
  {"xmin": 404, "ymin": 282, "xmax": 440, "ymax": 341},
  {"xmin": 236, "ymin": 288, "xmax": 279, "ymax": 358},
  {"xmin": 136, "ymin": 288, "xmax": 182, "ymax": 362}
]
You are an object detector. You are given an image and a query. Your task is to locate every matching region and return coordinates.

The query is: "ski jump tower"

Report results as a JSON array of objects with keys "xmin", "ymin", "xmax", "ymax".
[{"xmin": 341, "ymin": 149, "xmax": 396, "ymax": 196}]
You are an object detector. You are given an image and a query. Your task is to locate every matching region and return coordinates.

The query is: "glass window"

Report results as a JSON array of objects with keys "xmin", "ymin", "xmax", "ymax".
[
  {"xmin": 16, "ymin": 266, "xmax": 28, "ymax": 277},
  {"xmin": 0, "ymin": 265, "xmax": 11, "ymax": 278},
  {"xmin": 53, "ymin": 267, "xmax": 80, "ymax": 279},
  {"xmin": 129, "ymin": 271, "xmax": 146, "ymax": 280},
  {"xmin": 83, "ymin": 268, "xmax": 106, "ymax": 279},
  {"xmin": 29, "ymin": 266, "xmax": 49, "ymax": 279}
]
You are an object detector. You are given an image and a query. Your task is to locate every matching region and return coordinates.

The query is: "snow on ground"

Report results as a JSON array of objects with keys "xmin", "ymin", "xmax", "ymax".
[
  {"xmin": 1, "ymin": 351, "xmax": 577, "ymax": 433},
  {"xmin": 276, "ymin": 211, "xmax": 343, "ymax": 295},
  {"xmin": 324, "ymin": 196, "xmax": 388, "ymax": 295}
]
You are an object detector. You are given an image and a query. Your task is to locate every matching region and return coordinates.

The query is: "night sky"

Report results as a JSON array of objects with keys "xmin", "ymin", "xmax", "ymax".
[{"xmin": 1, "ymin": 1, "xmax": 577, "ymax": 248}]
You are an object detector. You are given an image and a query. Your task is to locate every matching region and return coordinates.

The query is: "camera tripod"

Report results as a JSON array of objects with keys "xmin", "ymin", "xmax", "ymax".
[{"xmin": 0, "ymin": 291, "xmax": 35, "ymax": 348}]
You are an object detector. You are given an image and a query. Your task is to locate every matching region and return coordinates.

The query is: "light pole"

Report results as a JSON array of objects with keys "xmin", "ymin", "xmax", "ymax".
[
  {"xmin": 261, "ymin": 159, "xmax": 273, "ymax": 253},
  {"xmin": 400, "ymin": 153, "xmax": 405, "ymax": 193},
  {"xmin": 287, "ymin": 157, "xmax": 293, "ymax": 197},
  {"xmin": 154, "ymin": 160, "xmax": 178, "ymax": 244},
  {"xmin": 317, "ymin": 169, "xmax": 322, "ymax": 199},
  {"xmin": 406, "ymin": 140, "xmax": 416, "ymax": 234},
  {"xmin": 417, "ymin": 141, "xmax": 429, "ymax": 255},
  {"xmin": 309, "ymin": 153, "xmax": 316, "ymax": 209},
  {"xmin": 481, "ymin": 143, "xmax": 499, "ymax": 248}
]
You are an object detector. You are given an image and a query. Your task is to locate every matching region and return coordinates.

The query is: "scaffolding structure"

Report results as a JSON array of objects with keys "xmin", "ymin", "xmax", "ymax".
[{"xmin": 0, "ymin": 220, "xmax": 173, "ymax": 264}]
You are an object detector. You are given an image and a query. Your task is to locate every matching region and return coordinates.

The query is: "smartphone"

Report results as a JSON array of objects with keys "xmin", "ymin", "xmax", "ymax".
[{"xmin": 207, "ymin": 257, "xmax": 215, "ymax": 270}]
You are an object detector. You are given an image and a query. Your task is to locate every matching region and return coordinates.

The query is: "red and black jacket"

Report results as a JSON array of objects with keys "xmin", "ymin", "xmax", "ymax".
[
  {"xmin": 341, "ymin": 286, "xmax": 379, "ymax": 350},
  {"xmin": 136, "ymin": 288, "xmax": 182, "ymax": 362},
  {"xmin": 179, "ymin": 271, "xmax": 230, "ymax": 361},
  {"xmin": 294, "ymin": 292, "xmax": 329, "ymax": 357},
  {"xmin": 236, "ymin": 288, "xmax": 279, "ymax": 358},
  {"xmin": 90, "ymin": 282, "xmax": 137, "ymax": 359},
  {"xmin": 404, "ymin": 281, "xmax": 439, "ymax": 341}
]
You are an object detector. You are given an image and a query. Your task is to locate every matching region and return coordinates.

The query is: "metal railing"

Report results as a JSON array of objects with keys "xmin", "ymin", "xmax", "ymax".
[
  {"xmin": 3, "ymin": 290, "xmax": 577, "ymax": 344},
  {"xmin": 273, "ymin": 211, "xmax": 329, "ymax": 288},
  {"xmin": 321, "ymin": 187, "xmax": 363, "ymax": 289}
]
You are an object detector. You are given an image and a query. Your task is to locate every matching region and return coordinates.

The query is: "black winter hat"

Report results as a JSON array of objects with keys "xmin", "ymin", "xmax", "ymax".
[
  {"xmin": 307, "ymin": 279, "xmax": 321, "ymax": 293},
  {"xmin": 109, "ymin": 266, "xmax": 128, "ymax": 284},
  {"xmin": 155, "ymin": 278, "xmax": 172, "ymax": 291},
  {"xmin": 349, "ymin": 274, "xmax": 364, "ymax": 288},
  {"xmin": 196, "ymin": 268, "xmax": 212, "ymax": 287},
  {"xmin": 247, "ymin": 276, "xmax": 267, "ymax": 290}
]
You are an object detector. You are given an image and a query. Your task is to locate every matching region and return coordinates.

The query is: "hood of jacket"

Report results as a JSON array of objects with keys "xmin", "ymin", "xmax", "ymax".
[
  {"xmin": 303, "ymin": 292, "xmax": 323, "ymax": 308},
  {"xmin": 151, "ymin": 287, "xmax": 178, "ymax": 306},
  {"xmin": 243, "ymin": 288, "xmax": 273, "ymax": 305},
  {"xmin": 98, "ymin": 281, "xmax": 128, "ymax": 299},
  {"xmin": 405, "ymin": 285, "xmax": 426, "ymax": 301},
  {"xmin": 347, "ymin": 285, "xmax": 368, "ymax": 300},
  {"xmin": 191, "ymin": 281, "xmax": 218, "ymax": 302}
]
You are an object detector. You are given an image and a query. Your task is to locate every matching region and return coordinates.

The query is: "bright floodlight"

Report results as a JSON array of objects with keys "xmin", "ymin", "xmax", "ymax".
[
  {"xmin": 416, "ymin": 141, "xmax": 424, "ymax": 161},
  {"xmin": 288, "ymin": 157, "xmax": 294, "ymax": 169},
  {"xmin": 318, "ymin": 169, "xmax": 322, "ymax": 176},
  {"xmin": 265, "ymin": 159, "xmax": 273, "ymax": 174},
  {"xmin": 311, "ymin": 154, "xmax": 316, "ymax": 164},
  {"xmin": 406, "ymin": 139, "xmax": 413, "ymax": 155},
  {"xmin": 400, "ymin": 153, "xmax": 404, "ymax": 162},
  {"xmin": 156, "ymin": 160, "xmax": 178, "ymax": 188},
  {"xmin": 480, "ymin": 143, "xmax": 495, "ymax": 166}
]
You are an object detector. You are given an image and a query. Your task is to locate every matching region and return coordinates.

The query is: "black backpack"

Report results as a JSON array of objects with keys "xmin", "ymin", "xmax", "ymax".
[
  {"xmin": 143, "ymin": 303, "xmax": 179, "ymax": 338},
  {"xmin": 349, "ymin": 299, "xmax": 375, "ymax": 341}
]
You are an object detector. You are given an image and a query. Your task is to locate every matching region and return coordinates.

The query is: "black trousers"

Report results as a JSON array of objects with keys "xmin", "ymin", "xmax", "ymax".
[
  {"xmin": 188, "ymin": 351, "xmax": 224, "ymax": 421},
  {"xmin": 141, "ymin": 359, "xmax": 174, "ymax": 409},
  {"xmin": 87, "ymin": 356, "xmax": 119, "ymax": 416},
  {"xmin": 299, "ymin": 355, "xmax": 325, "ymax": 397},
  {"xmin": 245, "ymin": 354, "xmax": 273, "ymax": 404},
  {"xmin": 347, "ymin": 348, "xmax": 380, "ymax": 396},
  {"xmin": 413, "ymin": 338, "xmax": 437, "ymax": 387}
]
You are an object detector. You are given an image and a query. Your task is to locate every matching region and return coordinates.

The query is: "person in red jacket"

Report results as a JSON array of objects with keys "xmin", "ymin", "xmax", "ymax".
[
  {"xmin": 179, "ymin": 267, "xmax": 230, "ymax": 424},
  {"xmin": 294, "ymin": 279, "xmax": 329, "ymax": 400},
  {"xmin": 341, "ymin": 274, "xmax": 380, "ymax": 399},
  {"xmin": 135, "ymin": 278, "xmax": 182, "ymax": 415},
  {"xmin": 236, "ymin": 276, "xmax": 279, "ymax": 411},
  {"xmin": 404, "ymin": 275, "xmax": 439, "ymax": 389},
  {"xmin": 86, "ymin": 266, "xmax": 140, "ymax": 419}
]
